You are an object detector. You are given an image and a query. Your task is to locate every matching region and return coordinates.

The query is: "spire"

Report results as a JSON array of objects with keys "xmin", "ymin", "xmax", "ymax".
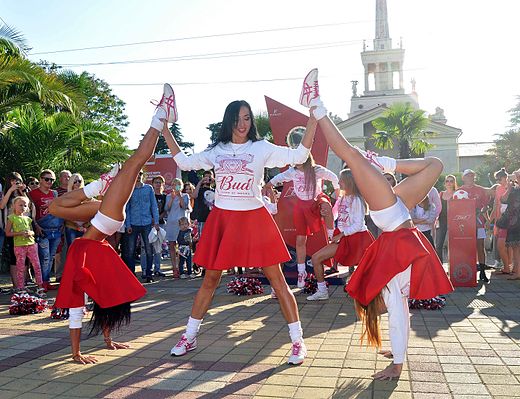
[
  {"xmin": 375, "ymin": 0, "xmax": 389, "ymax": 40},
  {"xmin": 374, "ymin": 0, "xmax": 392, "ymax": 50}
]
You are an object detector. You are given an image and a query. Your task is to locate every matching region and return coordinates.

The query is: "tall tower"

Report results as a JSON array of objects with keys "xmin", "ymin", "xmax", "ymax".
[{"xmin": 349, "ymin": 0, "xmax": 417, "ymax": 116}]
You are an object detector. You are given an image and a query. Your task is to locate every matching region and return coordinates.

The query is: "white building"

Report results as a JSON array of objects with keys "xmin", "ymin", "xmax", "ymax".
[{"xmin": 328, "ymin": 0, "xmax": 462, "ymax": 175}]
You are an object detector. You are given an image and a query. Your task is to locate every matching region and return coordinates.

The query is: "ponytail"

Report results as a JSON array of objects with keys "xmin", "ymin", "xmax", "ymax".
[{"xmin": 354, "ymin": 293, "xmax": 385, "ymax": 349}]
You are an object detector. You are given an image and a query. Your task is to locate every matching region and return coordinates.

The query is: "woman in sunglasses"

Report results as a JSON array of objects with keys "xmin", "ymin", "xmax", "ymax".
[
  {"xmin": 25, "ymin": 177, "xmax": 39, "ymax": 191},
  {"xmin": 63, "ymin": 173, "xmax": 88, "ymax": 247}
]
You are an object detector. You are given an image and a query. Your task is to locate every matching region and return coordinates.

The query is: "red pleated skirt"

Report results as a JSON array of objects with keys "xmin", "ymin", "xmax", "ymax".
[
  {"xmin": 194, "ymin": 206, "xmax": 290, "ymax": 270},
  {"xmin": 346, "ymin": 227, "xmax": 453, "ymax": 306},
  {"xmin": 334, "ymin": 230, "xmax": 375, "ymax": 266},
  {"xmin": 293, "ymin": 193, "xmax": 330, "ymax": 236}
]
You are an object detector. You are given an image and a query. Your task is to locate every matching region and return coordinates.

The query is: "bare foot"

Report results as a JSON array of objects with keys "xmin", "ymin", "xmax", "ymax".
[
  {"xmin": 378, "ymin": 350, "xmax": 393, "ymax": 359},
  {"xmin": 372, "ymin": 363, "xmax": 402, "ymax": 380},
  {"xmin": 72, "ymin": 353, "xmax": 98, "ymax": 364},
  {"xmin": 104, "ymin": 338, "xmax": 130, "ymax": 350}
]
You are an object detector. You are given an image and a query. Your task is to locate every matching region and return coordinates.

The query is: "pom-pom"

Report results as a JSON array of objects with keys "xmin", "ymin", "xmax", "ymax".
[
  {"xmin": 50, "ymin": 307, "xmax": 70, "ymax": 320},
  {"xmin": 408, "ymin": 296, "xmax": 446, "ymax": 310},
  {"xmin": 303, "ymin": 273, "xmax": 329, "ymax": 294},
  {"xmin": 226, "ymin": 277, "xmax": 264, "ymax": 296},
  {"xmin": 9, "ymin": 292, "xmax": 48, "ymax": 315}
]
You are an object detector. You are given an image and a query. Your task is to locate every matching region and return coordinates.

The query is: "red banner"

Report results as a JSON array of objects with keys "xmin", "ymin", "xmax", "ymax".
[
  {"xmin": 265, "ymin": 97, "xmax": 330, "ymax": 264},
  {"xmin": 143, "ymin": 154, "xmax": 179, "ymax": 194},
  {"xmin": 448, "ymin": 199, "xmax": 477, "ymax": 287}
]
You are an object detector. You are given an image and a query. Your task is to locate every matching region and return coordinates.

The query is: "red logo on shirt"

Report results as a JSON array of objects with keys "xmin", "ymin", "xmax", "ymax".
[{"xmin": 215, "ymin": 154, "xmax": 255, "ymax": 198}]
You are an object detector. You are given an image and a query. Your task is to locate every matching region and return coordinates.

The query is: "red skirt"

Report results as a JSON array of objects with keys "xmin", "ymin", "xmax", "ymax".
[
  {"xmin": 194, "ymin": 206, "xmax": 290, "ymax": 270},
  {"xmin": 55, "ymin": 238, "xmax": 146, "ymax": 309},
  {"xmin": 334, "ymin": 230, "xmax": 375, "ymax": 266},
  {"xmin": 294, "ymin": 193, "xmax": 330, "ymax": 236},
  {"xmin": 346, "ymin": 228, "xmax": 453, "ymax": 306}
]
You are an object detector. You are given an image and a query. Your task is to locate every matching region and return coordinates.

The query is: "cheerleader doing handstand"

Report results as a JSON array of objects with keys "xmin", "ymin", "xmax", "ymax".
[
  {"xmin": 299, "ymin": 69, "xmax": 453, "ymax": 380},
  {"xmin": 49, "ymin": 85, "xmax": 175, "ymax": 363}
]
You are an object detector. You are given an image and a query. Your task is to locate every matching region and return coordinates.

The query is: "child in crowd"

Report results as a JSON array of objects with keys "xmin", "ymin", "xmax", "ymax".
[
  {"xmin": 177, "ymin": 216, "xmax": 194, "ymax": 278},
  {"xmin": 5, "ymin": 197, "xmax": 45, "ymax": 297}
]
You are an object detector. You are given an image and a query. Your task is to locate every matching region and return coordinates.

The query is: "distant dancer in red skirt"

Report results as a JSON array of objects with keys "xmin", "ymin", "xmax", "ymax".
[
  {"xmin": 48, "ymin": 84, "xmax": 176, "ymax": 364},
  {"xmin": 163, "ymin": 98, "xmax": 317, "ymax": 365},
  {"xmin": 306, "ymin": 169, "xmax": 374, "ymax": 301},
  {"xmin": 299, "ymin": 69, "xmax": 453, "ymax": 380},
  {"xmin": 266, "ymin": 154, "xmax": 339, "ymax": 288}
]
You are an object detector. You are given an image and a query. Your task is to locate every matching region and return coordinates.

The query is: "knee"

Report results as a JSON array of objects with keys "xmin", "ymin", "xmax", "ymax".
[{"xmin": 201, "ymin": 272, "xmax": 221, "ymax": 289}]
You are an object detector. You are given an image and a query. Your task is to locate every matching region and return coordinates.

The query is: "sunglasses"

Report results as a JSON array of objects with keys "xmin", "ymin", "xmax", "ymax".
[
  {"xmin": 74, "ymin": 179, "xmax": 83, "ymax": 184},
  {"xmin": 445, "ymin": 179, "xmax": 455, "ymax": 183},
  {"xmin": 42, "ymin": 177, "xmax": 55, "ymax": 182},
  {"xmin": 29, "ymin": 182, "xmax": 39, "ymax": 186}
]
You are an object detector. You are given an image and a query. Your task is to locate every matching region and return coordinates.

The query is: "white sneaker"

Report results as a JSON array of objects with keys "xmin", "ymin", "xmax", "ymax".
[
  {"xmin": 99, "ymin": 163, "xmax": 121, "ymax": 196},
  {"xmin": 180, "ymin": 274, "xmax": 187, "ymax": 279},
  {"xmin": 299, "ymin": 68, "xmax": 319, "ymax": 107},
  {"xmin": 36, "ymin": 288, "xmax": 47, "ymax": 298},
  {"xmin": 356, "ymin": 147, "xmax": 396, "ymax": 174},
  {"xmin": 189, "ymin": 274, "xmax": 196, "ymax": 279},
  {"xmin": 297, "ymin": 271, "xmax": 307, "ymax": 289},
  {"xmin": 306, "ymin": 290, "xmax": 329, "ymax": 301},
  {"xmin": 170, "ymin": 334, "xmax": 197, "ymax": 356},
  {"xmin": 287, "ymin": 341, "xmax": 307, "ymax": 365},
  {"xmin": 155, "ymin": 83, "xmax": 178, "ymax": 123}
]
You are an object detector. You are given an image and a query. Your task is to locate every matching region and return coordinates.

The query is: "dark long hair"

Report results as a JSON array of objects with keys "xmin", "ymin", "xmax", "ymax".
[
  {"xmin": 3, "ymin": 172, "xmax": 23, "ymax": 195},
  {"xmin": 88, "ymin": 302, "xmax": 131, "ymax": 336},
  {"xmin": 212, "ymin": 100, "xmax": 260, "ymax": 146}
]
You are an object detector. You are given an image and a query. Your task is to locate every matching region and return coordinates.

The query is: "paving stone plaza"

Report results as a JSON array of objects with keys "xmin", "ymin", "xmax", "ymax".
[{"xmin": 1, "ymin": 267, "xmax": 520, "ymax": 399}]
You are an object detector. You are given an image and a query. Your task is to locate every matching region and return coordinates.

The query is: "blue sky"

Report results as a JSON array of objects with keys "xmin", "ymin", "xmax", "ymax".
[{"xmin": 3, "ymin": 0, "xmax": 520, "ymax": 152}]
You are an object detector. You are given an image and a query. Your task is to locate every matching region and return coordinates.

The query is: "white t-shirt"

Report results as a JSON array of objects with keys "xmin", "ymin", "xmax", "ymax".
[
  {"xmin": 332, "ymin": 195, "xmax": 367, "ymax": 236},
  {"xmin": 269, "ymin": 165, "xmax": 339, "ymax": 201},
  {"xmin": 173, "ymin": 140, "xmax": 310, "ymax": 211},
  {"xmin": 382, "ymin": 265, "xmax": 411, "ymax": 364},
  {"xmin": 410, "ymin": 203, "xmax": 437, "ymax": 232}
]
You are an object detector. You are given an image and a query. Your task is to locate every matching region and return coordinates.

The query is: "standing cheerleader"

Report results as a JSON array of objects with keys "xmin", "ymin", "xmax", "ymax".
[
  {"xmin": 306, "ymin": 169, "xmax": 374, "ymax": 301},
  {"xmin": 266, "ymin": 155, "xmax": 339, "ymax": 288},
  {"xmin": 48, "ymin": 84, "xmax": 175, "ymax": 363},
  {"xmin": 163, "ymin": 95, "xmax": 317, "ymax": 365},
  {"xmin": 299, "ymin": 69, "xmax": 453, "ymax": 379}
]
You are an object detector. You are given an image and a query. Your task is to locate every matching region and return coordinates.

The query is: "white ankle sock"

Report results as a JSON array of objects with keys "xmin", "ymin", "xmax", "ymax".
[
  {"xmin": 288, "ymin": 321, "xmax": 303, "ymax": 343},
  {"xmin": 297, "ymin": 263, "xmax": 306, "ymax": 274},
  {"xmin": 317, "ymin": 281, "xmax": 327, "ymax": 292},
  {"xmin": 309, "ymin": 97, "xmax": 327, "ymax": 120},
  {"xmin": 150, "ymin": 108, "xmax": 167, "ymax": 131},
  {"xmin": 185, "ymin": 316, "xmax": 202, "ymax": 341},
  {"xmin": 83, "ymin": 180, "xmax": 103, "ymax": 199}
]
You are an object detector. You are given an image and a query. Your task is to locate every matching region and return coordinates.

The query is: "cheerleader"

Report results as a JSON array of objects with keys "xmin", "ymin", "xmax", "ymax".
[
  {"xmin": 48, "ymin": 84, "xmax": 175, "ymax": 364},
  {"xmin": 163, "ymin": 98, "xmax": 317, "ymax": 365},
  {"xmin": 307, "ymin": 169, "xmax": 374, "ymax": 301},
  {"xmin": 266, "ymin": 155, "xmax": 339, "ymax": 288},
  {"xmin": 299, "ymin": 69, "xmax": 453, "ymax": 379}
]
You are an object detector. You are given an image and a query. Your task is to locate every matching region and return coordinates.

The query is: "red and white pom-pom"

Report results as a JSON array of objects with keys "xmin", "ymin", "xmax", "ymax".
[
  {"xmin": 303, "ymin": 273, "xmax": 329, "ymax": 294},
  {"xmin": 408, "ymin": 296, "xmax": 446, "ymax": 310},
  {"xmin": 9, "ymin": 292, "xmax": 48, "ymax": 315},
  {"xmin": 227, "ymin": 277, "xmax": 264, "ymax": 296}
]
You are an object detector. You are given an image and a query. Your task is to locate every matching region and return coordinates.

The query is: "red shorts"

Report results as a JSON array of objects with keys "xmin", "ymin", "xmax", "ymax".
[
  {"xmin": 194, "ymin": 207, "xmax": 290, "ymax": 270},
  {"xmin": 334, "ymin": 230, "xmax": 375, "ymax": 266},
  {"xmin": 293, "ymin": 194, "xmax": 331, "ymax": 236}
]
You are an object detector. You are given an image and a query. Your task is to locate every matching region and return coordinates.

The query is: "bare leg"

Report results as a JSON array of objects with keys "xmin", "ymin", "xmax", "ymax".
[
  {"xmin": 190, "ymin": 269, "xmax": 223, "ymax": 319},
  {"xmin": 476, "ymin": 239, "xmax": 486, "ymax": 265},
  {"xmin": 320, "ymin": 202, "xmax": 334, "ymax": 230},
  {"xmin": 508, "ymin": 247, "xmax": 520, "ymax": 279},
  {"xmin": 295, "ymin": 235, "xmax": 308, "ymax": 264},
  {"xmin": 311, "ymin": 243, "xmax": 338, "ymax": 283},
  {"xmin": 263, "ymin": 264, "xmax": 299, "ymax": 323},
  {"xmin": 103, "ymin": 328, "xmax": 130, "ymax": 350},
  {"xmin": 49, "ymin": 190, "xmax": 101, "ymax": 222},
  {"xmin": 70, "ymin": 329, "xmax": 97, "ymax": 364}
]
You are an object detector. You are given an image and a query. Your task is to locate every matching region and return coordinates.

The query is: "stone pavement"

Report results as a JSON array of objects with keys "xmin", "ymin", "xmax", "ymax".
[{"xmin": 1, "ymin": 269, "xmax": 520, "ymax": 399}]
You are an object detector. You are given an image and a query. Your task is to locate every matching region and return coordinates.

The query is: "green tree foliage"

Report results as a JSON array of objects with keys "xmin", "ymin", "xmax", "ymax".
[
  {"xmin": 371, "ymin": 102, "xmax": 434, "ymax": 159},
  {"xmin": 508, "ymin": 95, "xmax": 520, "ymax": 128},
  {"xmin": 485, "ymin": 129, "xmax": 520, "ymax": 175},
  {"xmin": 0, "ymin": 104, "xmax": 130, "ymax": 180}
]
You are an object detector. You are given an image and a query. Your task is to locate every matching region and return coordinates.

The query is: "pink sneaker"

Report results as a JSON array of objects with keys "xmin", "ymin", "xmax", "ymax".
[
  {"xmin": 287, "ymin": 341, "xmax": 307, "ymax": 365},
  {"xmin": 99, "ymin": 163, "xmax": 121, "ymax": 196},
  {"xmin": 153, "ymin": 83, "xmax": 178, "ymax": 123},
  {"xmin": 299, "ymin": 68, "xmax": 319, "ymax": 107},
  {"xmin": 170, "ymin": 334, "xmax": 197, "ymax": 356}
]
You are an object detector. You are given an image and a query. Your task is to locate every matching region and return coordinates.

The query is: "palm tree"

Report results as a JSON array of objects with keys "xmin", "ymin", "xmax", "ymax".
[
  {"xmin": 0, "ymin": 104, "xmax": 129, "ymax": 180},
  {"xmin": 371, "ymin": 102, "xmax": 434, "ymax": 159},
  {"xmin": 0, "ymin": 24, "xmax": 85, "ymax": 118}
]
